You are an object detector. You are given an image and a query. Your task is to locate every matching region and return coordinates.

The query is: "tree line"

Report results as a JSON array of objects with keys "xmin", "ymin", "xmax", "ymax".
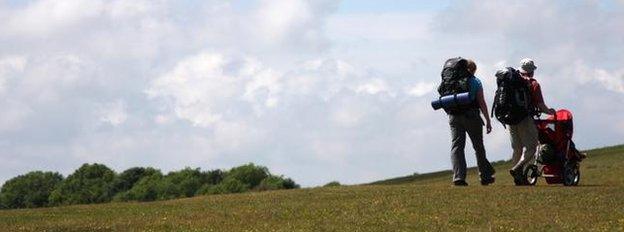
[{"xmin": 0, "ymin": 163, "xmax": 298, "ymax": 209}]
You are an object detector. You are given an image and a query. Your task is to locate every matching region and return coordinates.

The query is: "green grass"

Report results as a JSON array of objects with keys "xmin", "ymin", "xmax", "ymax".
[{"xmin": 1, "ymin": 145, "xmax": 624, "ymax": 231}]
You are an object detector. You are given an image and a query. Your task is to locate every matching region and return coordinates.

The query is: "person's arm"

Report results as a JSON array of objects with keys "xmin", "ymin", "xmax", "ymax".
[
  {"xmin": 532, "ymin": 82, "xmax": 556, "ymax": 115},
  {"xmin": 477, "ymin": 88, "xmax": 492, "ymax": 134},
  {"xmin": 537, "ymin": 102, "xmax": 556, "ymax": 115}
]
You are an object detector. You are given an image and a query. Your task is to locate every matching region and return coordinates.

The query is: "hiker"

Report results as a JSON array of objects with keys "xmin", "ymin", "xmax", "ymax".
[
  {"xmin": 438, "ymin": 58, "xmax": 495, "ymax": 186},
  {"xmin": 508, "ymin": 58, "xmax": 556, "ymax": 184}
]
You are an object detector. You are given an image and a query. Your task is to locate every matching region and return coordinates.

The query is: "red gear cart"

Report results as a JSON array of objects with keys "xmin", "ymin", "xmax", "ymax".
[{"xmin": 525, "ymin": 109, "xmax": 584, "ymax": 186}]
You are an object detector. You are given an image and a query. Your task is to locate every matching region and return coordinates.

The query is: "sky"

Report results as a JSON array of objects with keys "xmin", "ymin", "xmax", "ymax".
[{"xmin": 0, "ymin": 0, "xmax": 623, "ymax": 187}]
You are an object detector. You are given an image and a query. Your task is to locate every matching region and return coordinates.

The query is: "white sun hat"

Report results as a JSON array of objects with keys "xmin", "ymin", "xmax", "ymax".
[{"xmin": 519, "ymin": 58, "xmax": 537, "ymax": 73}]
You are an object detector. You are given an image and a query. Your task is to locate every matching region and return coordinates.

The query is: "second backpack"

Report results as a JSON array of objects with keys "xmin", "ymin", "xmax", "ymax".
[{"xmin": 492, "ymin": 67, "xmax": 533, "ymax": 125}]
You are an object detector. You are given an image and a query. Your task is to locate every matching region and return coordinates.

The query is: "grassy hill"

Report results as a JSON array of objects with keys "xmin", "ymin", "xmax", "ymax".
[{"xmin": 1, "ymin": 145, "xmax": 623, "ymax": 231}]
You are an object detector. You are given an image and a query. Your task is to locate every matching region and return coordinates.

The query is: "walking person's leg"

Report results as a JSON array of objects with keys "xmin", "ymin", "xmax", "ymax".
[
  {"xmin": 449, "ymin": 115, "xmax": 467, "ymax": 184},
  {"xmin": 465, "ymin": 115, "xmax": 495, "ymax": 184},
  {"xmin": 509, "ymin": 124, "xmax": 524, "ymax": 165},
  {"xmin": 511, "ymin": 117, "xmax": 539, "ymax": 171},
  {"xmin": 509, "ymin": 117, "xmax": 527, "ymax": 184}
]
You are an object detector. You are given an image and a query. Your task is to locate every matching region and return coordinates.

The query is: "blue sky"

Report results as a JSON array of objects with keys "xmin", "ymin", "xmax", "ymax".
[{"xmin": 0, "ymin": 0, "xmax": 623, "ymax": 187}]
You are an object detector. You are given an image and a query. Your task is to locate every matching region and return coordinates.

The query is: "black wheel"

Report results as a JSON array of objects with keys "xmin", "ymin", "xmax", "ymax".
[
  {"xmin": 563, "ymin": 162, "xmax": 580, "ymax": 186},
  {"xmin": 573, "ymin": 167, "xmax": 580, "ymax": 186},
  {"xmin": 525, "ymin": 165, "xmax": 539, "ymax": 186}
]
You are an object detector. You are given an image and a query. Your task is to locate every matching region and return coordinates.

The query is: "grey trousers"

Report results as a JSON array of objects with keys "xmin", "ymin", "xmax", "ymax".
[
  {"xmin": 509, "ymin": 116, "xmax": 539, "ymax": 171},
  {"xmin": 449, "ymin": 110, "xmax": 495, "ymax": 182}
]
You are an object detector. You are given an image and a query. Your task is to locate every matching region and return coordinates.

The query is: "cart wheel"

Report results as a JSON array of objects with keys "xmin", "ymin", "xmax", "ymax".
[
  {"xmin": 563, "ymin": 162, "xmax": 580, "ymax": 186},
  {"xmin": 525, "ymin": 165, "xmax": 539, "ymax": 186},
  {"xmin": 573, "ymin": 167, "xmax": 580, "ymax": 186}
]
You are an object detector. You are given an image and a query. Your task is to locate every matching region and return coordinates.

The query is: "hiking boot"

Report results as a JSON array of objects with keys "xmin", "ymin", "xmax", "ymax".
[
  {"xmin": 480, "ymin": 176, "xmax": 495, "ymax": 186},
  {"xmin": 509, "ymin": 169, "xmax": 527, "ymax": 186},
  {"xmin": 453, "ymin": 180, "xmax": 468, "ymax": 186},
  {"xmin": 579, "ymin": 152, "xmax": 587, "ymax": 160}
]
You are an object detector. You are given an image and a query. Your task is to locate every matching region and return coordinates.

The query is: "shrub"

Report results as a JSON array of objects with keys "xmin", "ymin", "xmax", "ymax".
[
  {"xmin": 194, "ymin": 170, "xmax": 225, "ymax": 195},
  {"xmin": 206, "ymin": 178, "xmax": 249, "ymax": 194},
  {"xmin": 164, "ymin": 168, "xmax": 206, "ymax": 198},
  {"xmin": 48, "ymin": 163, "xmax": 116, "ymax": 206},
  {"xmin": 113, "ymin": 167, "xmax": 160, "ymax": 193},
  {"xmin": 323, "ymin": 181, "xmax": 341, "ymax": 187},
  {"xmin": 226, "ymin": 163, "xmax": 269, "ymax": 189},
  {"xmin": 121, "ymin": 168, "xmax": 234, "ymax": 201},
  {"xmin": 120, "ymin": 168, "xmax": 210, "ymax": 201},
  {"xmin": 195, "ymin": 184, "xmax": 215, "ymax": 195},
  {"xmin": 0, "ymin": 171, "xmax": 63, "ymax": 209},
  {"xmin": 120, "ymin": 172, "xmax": 165, "ymax": 202},
  {"xmin": 203, "ymin": 169, "xmax": 225, "ymax": 185},
  {"xmin": 154, "ymin": 178, "xmax": 179, "ymax": 200},
  {"xmin": 1, "ymin": 162, "xmax": 299, "ymax": 208},
  {"xmin": 255, "ymin": 175, "xmax": 300, "ymax": 191},
  {"xmin": 280, "ymin": 177, "xmax": 299, "ymax": 189}
]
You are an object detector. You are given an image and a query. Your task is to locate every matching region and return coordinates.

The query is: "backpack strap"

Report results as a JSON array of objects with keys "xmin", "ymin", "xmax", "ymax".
[
  {"xmin": 525, "ymin": 79, "xmax": 540, "ymax": 116},
  {"xmin": 491, "ymin": 91, "xmax": 506, "ymax": 129}
]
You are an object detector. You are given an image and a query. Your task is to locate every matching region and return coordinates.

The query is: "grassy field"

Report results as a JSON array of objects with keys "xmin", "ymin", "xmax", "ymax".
[{"xmin": 1, "ymin": 145, "xmax": 623, "ymax": 231}]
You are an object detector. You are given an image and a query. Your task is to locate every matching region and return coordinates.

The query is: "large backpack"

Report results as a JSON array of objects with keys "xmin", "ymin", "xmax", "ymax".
[
  {"xmin": 437, "ymin": 57, "xmax": 475, "ymax": 114},
  {"xmin": 491, "ymin": 67, "xmax": 532, "ymax": 125}
]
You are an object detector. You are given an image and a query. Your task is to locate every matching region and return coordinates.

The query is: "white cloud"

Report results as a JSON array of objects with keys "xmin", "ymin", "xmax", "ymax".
[
  {"xmin": 154, "ymin": 114, "xmax": 172, "ymax": 125},
  {"xmin": 99, "ymin": 100, "xmax": 127, "ymax": 126},
  {"xmin": 406, "ymin": 82, "xmax": 436, "ymax": 97},
  {"xmin": 493, "ymin": 60, "xmax": 507, "ymax": 70},
  {"xmin": 330, "ymin": 104, "xmax": 365, "ymax": 128},
  {"xmin": 146, "ymin": 53, "xmax": 282, "ymax": 127},
  {"xmin": 0, "ymin": 56, "xmax": 27, "ymax": 71},
  {"xmin": 255, "ymin": 0, "xmax": 312, "ymax": 40},
  {"xmin": 0, "ymin": 56, "xmax": 27, "ymax": 94},
  {"xmin": 594, "ymin": 70, "xmax": 624, "ymax": 94},
  {"xmin": 619, "ymin": 121, "xmax": 624, "ymax": 135},
  {"xmin": 355, "ymin": 79, "xmax": 389, "ymax": 95},
  {"xmin": 327, "ymin": 13, "xmax": 431, "ymax": 41},
  {"xmin": 572, "ymin": 60, "xmax": 624, "ymax": 93},
  {"xmin": 4, "ymin": 0, "xmax": 105, "ymax": 36},
  {"xmin": 0, "ymin": 100, "xmax": 32, "ymax": 132},
  {"xmin": 252, "ymin": 0, "xmax": 337, "ymax": 50},
  {"xmin": 242, "ymin": 58, "xmax": 282, "ymax": 111}
]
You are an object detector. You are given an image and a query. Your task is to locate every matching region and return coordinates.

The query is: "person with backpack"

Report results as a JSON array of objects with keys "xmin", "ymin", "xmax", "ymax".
[
  {"xmin": 437, "ymin": 58, "xmax": 495, "ymax": 186},
  {"xmin": 505, "ymin": 58, "xmax": 555, "ymax": 185}
]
